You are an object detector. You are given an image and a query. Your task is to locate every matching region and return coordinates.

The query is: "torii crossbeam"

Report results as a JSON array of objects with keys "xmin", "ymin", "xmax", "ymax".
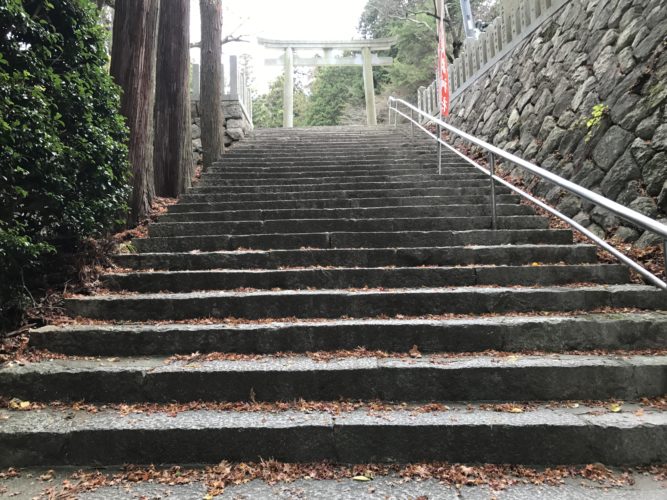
[{"xmin": 258, "ymin": 38, "xmax": 397, "ymax": 127}]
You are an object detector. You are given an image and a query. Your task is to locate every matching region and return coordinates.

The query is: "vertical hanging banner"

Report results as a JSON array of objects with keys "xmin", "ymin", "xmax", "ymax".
[{"xmin": 438, "ymin": 0, "xmax": 450, "ymax": 117}]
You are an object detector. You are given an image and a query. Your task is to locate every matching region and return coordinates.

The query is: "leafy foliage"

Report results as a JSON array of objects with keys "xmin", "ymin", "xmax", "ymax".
[
  {"xmin": 305, "ymin": 66, "xmax": 365, "ymax": 126},
  {"xmin": 359, "ymin": 0, "xmax": 498, "ymax": 97},
  {"xmin": 0, "ymin": 0, "xmax": 129, "ymax": 328},
  {"xmin": 252, "ymin": 74, "xmax": 309, "ymax": 128}
]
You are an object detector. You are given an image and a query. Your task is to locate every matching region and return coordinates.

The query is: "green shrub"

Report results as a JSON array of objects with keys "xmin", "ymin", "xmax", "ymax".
[{"xmin": 0, "ymin": 0, "xmax": 129, "ymax": 329}]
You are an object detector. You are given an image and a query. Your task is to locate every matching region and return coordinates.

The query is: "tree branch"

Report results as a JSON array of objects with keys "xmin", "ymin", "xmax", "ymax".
[{"xmin": 190, "ymin": 35, "xmax": 248, "ymax": 49}]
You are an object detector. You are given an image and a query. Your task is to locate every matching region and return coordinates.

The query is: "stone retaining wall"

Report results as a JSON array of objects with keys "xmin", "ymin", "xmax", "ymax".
[
  {"xmin": 190, "ymin": 99, "xmax": 252, "ymax": 164},
  {"xmin": 448, "ymin": 0, "xmax": 666, "ymax": 246}
]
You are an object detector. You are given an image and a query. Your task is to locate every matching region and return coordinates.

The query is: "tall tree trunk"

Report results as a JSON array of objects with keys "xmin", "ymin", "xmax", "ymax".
[
  {"xmin": 153, "ymin": 0, "xmax": 193, "ymax": 197},
  {"xmin": 199, "ymin": 0, "xmax": 224, "ymax": 171},
  {"xmin": 110, "ymin": 0, "xmax": 159, "ymax": 225}
]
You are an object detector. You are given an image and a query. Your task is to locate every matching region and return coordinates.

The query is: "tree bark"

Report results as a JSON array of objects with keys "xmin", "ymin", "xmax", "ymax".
[
  {"xmin": 110, "ymin": 0, "xmax": 159, "ymax": 225},
  {"xmin": 153, "ymin": 0, "xmax": 193, "ymax": 197},
  {"xmin": 199, "ymin": 0, "xmax": 225, "ymax": 171}
]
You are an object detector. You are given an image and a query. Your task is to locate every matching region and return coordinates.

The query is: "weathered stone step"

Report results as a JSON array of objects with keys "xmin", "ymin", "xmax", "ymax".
[
  {"xmin": 187, "ymin": 179, "xmax": 494, "ymax": 194},
  {"xmin": 29, "ymin": 312, "xmax": 667, "ymax": 356},
  {"xmin": 219, "ymin": 150, "xmax": 442, "ymax": 160},
  {"xmin": 132, "ymin": 229, "xmax": 574, "ymax": 252},
  {"xmin": 3, "ymin": 354, "xmax": 665, "ymax": 404},
  {"xmin": 147, "ymin": 216, "xmax": 548, "ymax": 238},
  {"xmin": 230, "ymin": 140, "xmax": 435, "ymax": 149},
  {"xmin": 206, "ymin": 164, "xmax": 465, "ymax": 176},
  {"xmin": 196, "ymin": 173, "xmax": 489, "ymax": 187},
  {"xmin": 113, "ymin": 244, "xmax": 598, "ymax": 271},
  {"xmin": 158, "ymin": 204, "xmax": 533, "ymax": 223},
  {"xmin": 168, "ymin": 194, "xmax": 520, "ymax": 213},
  {"xmin": 4, "ymin": 403, "xmax": 662, "ymax": 466},
  {"xmin": 104, "ymin": 265, "xmax": 629, "ymax": 293},
  {"xmin": 202, "ymin": 168, "xmax": 446, "ymax": 179},
  {"xmin": 64, "ymin": 285, "xmax": 665, "ymax": 321},
  {"xmin": 179, "ymin": 186, "xmax": 513, "ymax": 203},
  {"xmin": 215, "ymin": 158, "xmax": 445, "ymax": 167},
  {"xmin": 226, "ymin": 147, "xmax": 437, "ymax": 157}
]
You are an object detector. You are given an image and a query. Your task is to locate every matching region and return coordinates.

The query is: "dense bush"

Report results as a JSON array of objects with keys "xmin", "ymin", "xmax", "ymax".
[{"xmin": 0, "ymin": 0, "xmax": 129, "ymax": 329}]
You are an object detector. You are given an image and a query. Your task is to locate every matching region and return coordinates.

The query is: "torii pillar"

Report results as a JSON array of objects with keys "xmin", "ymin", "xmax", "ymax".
[
  {"xmin": 259, "ymin": 38, "xmax": 397, "ymax": 127},
  {"xmin": 283, "ymin": 48, "xmax": 294, "ymax": 128}
]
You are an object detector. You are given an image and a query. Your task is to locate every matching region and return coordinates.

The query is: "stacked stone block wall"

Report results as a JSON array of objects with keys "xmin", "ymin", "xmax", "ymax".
[
  {"xmin": 448, "ymin": 0, "xmax": 667, "ymax": 246},
  {"xmin": 190, "ymin": 99, "xmax": 252, "ymax": 163}
]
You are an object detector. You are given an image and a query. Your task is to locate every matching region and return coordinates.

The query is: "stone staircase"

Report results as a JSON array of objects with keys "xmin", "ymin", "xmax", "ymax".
[{"xmin": 1, "ymin": 126, "xmax": 666, "ymax": 467}]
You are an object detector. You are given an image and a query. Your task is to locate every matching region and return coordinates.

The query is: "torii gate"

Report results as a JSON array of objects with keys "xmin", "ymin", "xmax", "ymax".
[{"xmin": 258, "ymin": 38, "xmax": 397, "ymax": 127}]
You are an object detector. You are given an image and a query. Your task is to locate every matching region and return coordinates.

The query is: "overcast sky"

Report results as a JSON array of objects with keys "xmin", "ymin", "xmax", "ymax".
[{"xmin": 189, "ymin": 0, "xmax": 369, "ymax": 93}]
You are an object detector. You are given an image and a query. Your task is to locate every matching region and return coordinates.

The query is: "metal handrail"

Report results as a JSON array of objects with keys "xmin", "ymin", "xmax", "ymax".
[{"xmin": 388, "ymin": 96, "xmax": 667, "ymax": 290}]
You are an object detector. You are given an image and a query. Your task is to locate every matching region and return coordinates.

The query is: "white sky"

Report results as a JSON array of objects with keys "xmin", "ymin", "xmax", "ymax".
[{"xmin": 189, "ymin": 0, "xmax": 369, "ymax": 94}]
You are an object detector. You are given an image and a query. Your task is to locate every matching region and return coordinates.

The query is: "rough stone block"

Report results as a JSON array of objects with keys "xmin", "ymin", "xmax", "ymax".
[
  {"xmin": 642, "ymin": 152, "xmax": 667, "ymax": 196},
  {"xmin": 592, "ymin": 125, "xmax": 635, "ymax": 170},
  {"xmin": 614, "ymin": 226, "xmax": 640, "ymax": 243},
  {"xmin": 600, "ymin": 150, "xmax": 641, "ymax": 200},
  {"xmin": 571, "ymin": 77, "xmax": 596, "ymax": 112},
  {"xmin": 636, "ymin": 111, "xmax": 660, "ymax": 140},
  {"xmin": 632, "ymin": 20, "xmax": 667, "ymax": 59},
  {"xmin": 630, "ymin": 137, "xmax": 656, "ymax": 165},
  {"xmin": 225, "ymin": 118, "xmax": 244, "ymax": 130},
  {"xmin": 628, "ymin": 196, "xmax": 658, "ymax": 219},
  {"xmin": 615, "ymin": 18, "xmax": 641, "ymax": 51},
  {"xmin": 617, "ymin": 47, "xmax": 636, "ymax": 74},
  {"xmin": 652, "ymin": 124, "xmax": 667, "ymax": 152},
  {"xmin": 191, "ymin": 124, "xmax": 201, "ymax": 140},
  {"xmin": 226, "ymin": 128, "xmax": 244, "ymax": 141}
]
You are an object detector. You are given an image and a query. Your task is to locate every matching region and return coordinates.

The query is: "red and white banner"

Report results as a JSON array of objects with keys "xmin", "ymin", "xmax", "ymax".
[{"xmin": 438, "ymin": 0, "xmax": 450, "ymax": 117}]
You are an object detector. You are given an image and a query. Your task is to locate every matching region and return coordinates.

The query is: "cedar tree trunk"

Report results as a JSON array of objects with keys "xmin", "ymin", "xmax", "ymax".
[
  {"xmin": 199, "ymin": 0, "xmax": 224, "ymax": 170},
  {"xmin": 110, "ymin": 0, "xmax": 159, "ymax": 225},
  {"xmin": 153, "ymin": 0, "xmax": 193, "ymax": 197}
]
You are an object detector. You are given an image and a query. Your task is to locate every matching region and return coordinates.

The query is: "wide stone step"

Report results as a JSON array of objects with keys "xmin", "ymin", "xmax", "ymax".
[
  {"xmin": 167, "ymin": 194, "xmax": 521, "ymax": 213},
  {"xmin": 187, "ymin": 179, "xmax": 494, "ymax": 194},
  {"xmin": 158, "ymin": 204, "xmax": 534, "ymax": 223},
  {"xmin": 196, "ymin": 173, "xmax": 489, "ymax": 187},
  {"xmin": 229, "ymin": 141, "xmax": 435, "ymax": 150},
  {"xmin": 219, "ymin": 150, "xmax": 443, "ymax": 161},
  {"xmin": 179, "ymin": 186, "xmax": 513, "ymax": 203},
  {"xmin": 147, "ymin": 216, "xmax": 548, "ymax": 237},
  {"xmin": 202, "ymin": 168, "xmax": 448, "ymax": 179},
  {"xmin": 2, "ymin": 354, "xmax": 665, "ymax": 404},
  {"xmin": 4, "ymin": 403, "xmax": 663, "ymax": 466},
  {"xmin": 64, "ymin": 285, "xmax": 665, "ymax": 321},
  {"xmin": 103, "ymin": 264, "xmax": 629, "ymax": 293},
  {"xmin": 205, "ymin": 165, "xmax": 469, "ymax": 176},
  {"xmin": 113, "ymin": 244, "xmax": 598, "ymax": 271},
  {"xmin": 215, "ymin": 159, "xmax": 445, "ymax": 168},
  {"xmin": 132, "ymin": 229, "xmax": 574, "ymax": 252},
  {"xmin": 29, "ymin": 312, "xmax": 667, "ymax": 356}
]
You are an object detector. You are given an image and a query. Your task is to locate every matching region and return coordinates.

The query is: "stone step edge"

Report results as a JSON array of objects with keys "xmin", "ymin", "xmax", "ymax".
[
  {"xmin": 168, "ymin": 196, "xmax": 521, "ymax": 210},
  {"xmin": 30, "ymin": 311, "xmax": 667, "ymax": 334},
  {"xmin": 1, "ymin": 404, "xmax": 664, "ymax": 466},
  {"xmin": 106, "ymin": 263, "xmax": 622, "ymax": 274},
  {"xmin": 160, "ymin": 203, "xmax": 526, "ymax": 216},
  {"xmin": 113, "ymin": 243, "xmax": 597, "ymax": 258},
  {"xmin": 2, "ymin": 354, "xmax": 664, "ymax": 407},
  {"xmin": 26, "ymin": 311, "xmax": 667, "ymax": 355},
  {"xmin": 102, "ymin": 264, "xmax": 629, "ymax": 291},
  {"xmin": 67, "ymin": 284, "xmax": 660, "ymax": 300}
]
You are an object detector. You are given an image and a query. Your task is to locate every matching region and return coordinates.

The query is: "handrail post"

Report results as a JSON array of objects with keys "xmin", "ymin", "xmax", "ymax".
[
  {"xmin": 410, "ymin": 108, "xmax": 414, "ymax": 138},
  {"xmin": 488, "ymin": 152, "xmax": 497, "ymax": 230},
  {"xmin": 437, "ymin": 124, "xmax": 442, "ymax": 175}
]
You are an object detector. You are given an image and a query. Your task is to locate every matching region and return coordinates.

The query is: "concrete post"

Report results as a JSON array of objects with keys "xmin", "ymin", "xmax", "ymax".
[
  {"xmin": 283, "ymin": 47, "xmax": 294, "ymax": 128},
  {"xmin": 361, "ymin": 47, "xmax": 377, "ymax": 126},
  {"xmin": 229, "ymin": 56, "xmax": 238, "ymax": 100},
  {"xmin": 190, "ymin": 63, "xmax": 200, "ymax": 100}
]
